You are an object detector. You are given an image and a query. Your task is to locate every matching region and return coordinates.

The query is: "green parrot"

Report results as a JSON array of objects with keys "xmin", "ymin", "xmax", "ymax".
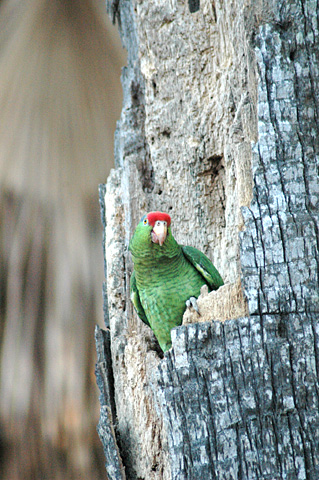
[{"xmin": 129, "ymin": 211, "xmax": 224, "ymax": 352}]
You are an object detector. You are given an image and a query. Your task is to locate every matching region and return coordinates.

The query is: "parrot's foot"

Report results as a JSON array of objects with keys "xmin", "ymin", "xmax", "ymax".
[{"xmin": 186, "ymin": 296, "xmax": 200, "ymax": 315}]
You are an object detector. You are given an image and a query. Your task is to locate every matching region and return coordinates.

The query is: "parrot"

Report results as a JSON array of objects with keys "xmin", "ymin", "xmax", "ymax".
[{"xmin": 129, "ymin": 211, "xmax": 224, "ymax": 352}]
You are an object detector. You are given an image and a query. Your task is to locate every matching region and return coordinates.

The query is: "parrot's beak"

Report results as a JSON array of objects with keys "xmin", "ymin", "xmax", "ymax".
[{"xmin": 151, "ymin": 221, "xmax": 167, "ymax": 246}]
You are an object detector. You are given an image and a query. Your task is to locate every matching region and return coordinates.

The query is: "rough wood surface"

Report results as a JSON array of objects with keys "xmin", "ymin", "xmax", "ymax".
[
  {"xmin": 95, "ymin": 326, "xmax": 125, "ymax": 480},
  {"xmin": 182, "ymin": 280, "xmax": 249, "ymax": 325},
  {"xmin": 158, "ymin": 313, "xmax": 319, "ymax": 479},
  {"xmin": 240, "ymin": 4, "xmax": 319, "ymax": 318},
  {"xmin": 96, "ymin": 0, "xmax": 319, "ymax": 478}
]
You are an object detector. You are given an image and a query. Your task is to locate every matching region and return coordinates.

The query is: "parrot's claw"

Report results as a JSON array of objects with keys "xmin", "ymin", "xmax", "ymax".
[{"xmin": 186, "ymin": 296, "xmax": 200, "ymax": 315}]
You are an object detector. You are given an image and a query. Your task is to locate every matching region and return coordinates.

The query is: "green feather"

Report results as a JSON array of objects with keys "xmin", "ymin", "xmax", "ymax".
[
  {"xmin": 130, "ymin": 270, "xmax": 150, "ymax": 327},
  {"xmin": 129, "ymin": 216, "xmax": 223, "ymax": 352},
  {"xmin": 181, "ymin": 245, "xmax": 224, "ymax": 290}
]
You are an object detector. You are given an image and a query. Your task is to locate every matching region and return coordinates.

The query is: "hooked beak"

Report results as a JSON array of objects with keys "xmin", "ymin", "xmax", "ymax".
[{"xmin": 151, "ymin": 221, "xmax": 167, "ymax": 246}]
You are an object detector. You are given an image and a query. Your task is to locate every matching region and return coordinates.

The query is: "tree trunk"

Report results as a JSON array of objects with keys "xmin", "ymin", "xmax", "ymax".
[{"xmin": 96, "ymin": 0, "xmax": 319, "ymax": 478}]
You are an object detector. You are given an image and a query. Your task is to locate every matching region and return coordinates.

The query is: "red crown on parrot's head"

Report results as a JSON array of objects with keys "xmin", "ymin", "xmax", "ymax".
[{"xmin": 146, "ymin": 211, "xmax": 171, "ymax": 227}]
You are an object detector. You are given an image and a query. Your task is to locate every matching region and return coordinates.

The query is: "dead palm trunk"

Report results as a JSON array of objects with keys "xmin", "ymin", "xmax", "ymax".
[{"xmin": 96, "ymin": 0, "xmax": 319, "ymax": 479}]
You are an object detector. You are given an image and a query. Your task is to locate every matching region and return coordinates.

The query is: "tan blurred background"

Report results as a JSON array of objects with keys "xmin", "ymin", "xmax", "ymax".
[{"xmin": 0, "ymin": 0, "xmax": 126, "ymax": 478}]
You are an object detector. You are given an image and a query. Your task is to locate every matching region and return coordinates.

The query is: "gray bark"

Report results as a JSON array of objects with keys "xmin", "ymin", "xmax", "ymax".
[{"xmin": 96, "ymin": 0, "xmax": 319, "ymax": 479}]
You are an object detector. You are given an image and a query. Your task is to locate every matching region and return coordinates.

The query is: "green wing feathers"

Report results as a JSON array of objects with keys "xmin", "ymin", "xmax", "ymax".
[
  {"xmin": 130, "ymin": 270, "xmax": 150, "ymax": 327},
  {"xmin": 181, "ymin": 245, "xmax": 224, "ymax": 290}
]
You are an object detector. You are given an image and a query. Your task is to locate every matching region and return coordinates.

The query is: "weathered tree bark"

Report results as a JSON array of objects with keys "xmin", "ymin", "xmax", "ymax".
[{"xmin": 96, "ymin": 0, "xmax": 319, "ymax": 479}]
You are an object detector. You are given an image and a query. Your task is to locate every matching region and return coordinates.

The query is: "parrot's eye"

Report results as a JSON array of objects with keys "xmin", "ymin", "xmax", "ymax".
[{"xmin": 143, "ymin": 218, "xmax": 148, "ymax": 225}]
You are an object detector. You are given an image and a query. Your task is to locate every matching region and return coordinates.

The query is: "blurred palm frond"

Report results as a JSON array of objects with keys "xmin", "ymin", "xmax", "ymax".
[{"xmin": 0, "ymin": 0, "xmax": 126, "ymax": 478}]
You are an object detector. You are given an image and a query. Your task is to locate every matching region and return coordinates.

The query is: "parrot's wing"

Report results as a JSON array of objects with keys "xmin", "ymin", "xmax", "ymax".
[
  {"xmin": 181, "ymin": 245, "xmax": 224, "ymax": 290},
  {"xmin": 130, "ymin": 270, "xmax": 150, "ymax": 327}
]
